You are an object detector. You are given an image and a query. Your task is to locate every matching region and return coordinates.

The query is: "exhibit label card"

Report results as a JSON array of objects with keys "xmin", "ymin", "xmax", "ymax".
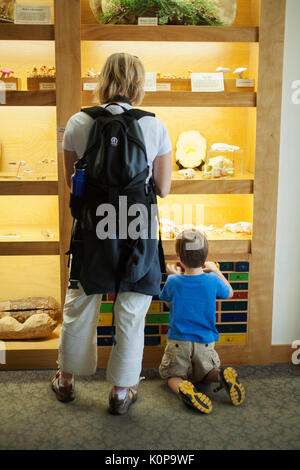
[
  {"xmin": 191, "ymin": 73, "xmax": 224, "ymax": 92},
  {"xmin": 14, "ymin": 4, "xmax": 51, "ymax": 24},
  {"xmin": 138, "ymin": 17, "xmax": 158, "ymax": 26},
  {"xmin": 57, "ymin": 127, "xmax": 65, "ymax": 153},
  {"xmin": 144, "ymin": 73, "xmax": 157, "ymax": 92},
  {"xmin": 83, "ymin": 83, "xmax": 98, "ymax": 91}
]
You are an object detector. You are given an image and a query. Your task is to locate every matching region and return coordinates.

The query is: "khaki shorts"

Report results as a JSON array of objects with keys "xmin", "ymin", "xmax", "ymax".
[{"xmin": 159, "ymin": 338, "xmax": 221, "ymax": 383}]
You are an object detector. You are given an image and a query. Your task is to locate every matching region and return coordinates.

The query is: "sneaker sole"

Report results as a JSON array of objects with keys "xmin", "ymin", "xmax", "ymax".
[
  {"xmin": 179, "ymin": 380, "xmax": 212, "ymax": 414},
  {"xmin": 221, "ymin": 367, "xmax": 245, "ymax": 406}
]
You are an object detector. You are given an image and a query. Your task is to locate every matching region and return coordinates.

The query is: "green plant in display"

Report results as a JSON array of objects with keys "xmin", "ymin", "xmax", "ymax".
[{"xmin": 99, "ymin": 0, "xmax": 225, "ymax": 25}]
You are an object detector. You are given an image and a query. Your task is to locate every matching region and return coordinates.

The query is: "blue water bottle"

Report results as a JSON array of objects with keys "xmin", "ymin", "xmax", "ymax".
[{"xmin": 71, "ymin": 168, "xmax": 86, "ymax": 218}]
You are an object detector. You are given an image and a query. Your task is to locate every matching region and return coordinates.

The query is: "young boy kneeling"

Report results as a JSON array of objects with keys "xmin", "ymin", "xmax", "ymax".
[{"xmin": 159, "ymin": 229, "xmax": 245, "ymax": 414}]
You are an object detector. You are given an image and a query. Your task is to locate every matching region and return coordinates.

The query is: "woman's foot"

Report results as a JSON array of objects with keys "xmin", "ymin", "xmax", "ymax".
[
  {"xmin": 108, "ymin": 386, "xmax": 138, "ymax": 415},
  {"xmin": 214, "ymin": 367, "xmax": 245, "ymax": 406},
  {"xmin": 178, "ymin": 380, "xmax": 212, "ymax": 414},
  {"xmin": 51, "ymin": 369, "xmax": 75, "ymax": 403}
]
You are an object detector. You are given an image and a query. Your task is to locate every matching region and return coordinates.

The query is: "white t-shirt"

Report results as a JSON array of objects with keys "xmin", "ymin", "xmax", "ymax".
[{"xmin": 63, "ymin": 102, "xmax": 172, "ymax": 181}]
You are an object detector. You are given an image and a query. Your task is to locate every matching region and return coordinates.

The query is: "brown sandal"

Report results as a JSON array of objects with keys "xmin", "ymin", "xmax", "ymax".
[{"xmin": 51, "ymin": 370, "xmax": 75, "ymax": 403}]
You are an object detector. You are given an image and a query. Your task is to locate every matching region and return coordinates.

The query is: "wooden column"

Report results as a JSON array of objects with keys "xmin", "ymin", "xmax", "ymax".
[
  {"xmin": 54, "ymin": 0, "xmax": 82, "ymax": 307},
  {"xmin": 248, "ymin": 0, "xmax": 286, "ymax": 364}
]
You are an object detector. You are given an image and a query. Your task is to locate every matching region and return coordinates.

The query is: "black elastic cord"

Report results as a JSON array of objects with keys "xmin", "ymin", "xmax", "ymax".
[{"xmin": 109, "ymin": 95, "xmax": 132, "ymax": 105}]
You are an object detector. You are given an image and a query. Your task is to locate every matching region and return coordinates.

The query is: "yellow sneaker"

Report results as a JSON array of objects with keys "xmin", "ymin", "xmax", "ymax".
[
  {"xmin": 215, "ymin": 367, "xmax": 245, "ymax": 406},
  {"xmin": 178, "ymin": 380, "xmax": 212, "ymax": 414}
]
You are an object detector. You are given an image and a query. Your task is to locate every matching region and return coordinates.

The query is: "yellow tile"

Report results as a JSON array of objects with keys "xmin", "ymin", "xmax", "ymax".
[
  {"xmin": 98, "ymin": 314, "xmax": 112, "ymax": 326},
  {"xmin": 217, "ymin": 334, "xmax": 247, "ymax": 345},
  {"xmin": 148, "ymin": 303, "xmax": 161, "ymax": 313},
  {"xmin": 160, "ymin": 335, "xmax": 167, "ymax": 345}
]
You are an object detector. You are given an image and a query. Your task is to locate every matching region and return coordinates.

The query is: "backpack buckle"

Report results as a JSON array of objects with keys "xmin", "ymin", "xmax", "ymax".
[{"xmin": 144, "ymin": 183, "xmax": 149, "ymax": 196}]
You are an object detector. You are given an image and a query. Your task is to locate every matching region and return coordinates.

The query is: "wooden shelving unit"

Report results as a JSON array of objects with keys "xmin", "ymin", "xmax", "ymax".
[
  {"xmin": 0, "ymin": 0, "xmax": 287, "ymax": 369},
  {"xmin": 170, "ymin": 171, "xmax": 254, "ymax": 194},
  {"xmin": 83, "ymin": 90, "xmax": 256, "ymax": 108},
  {"xmin": 0, "ymin": 24, "xmax": 54, "ymax": 41},
  {"xmin": 1, "ymin": 91, "xmax": 56, "ymax": 107},
  {"xmin": 81, "ymin": 24, "xmax": 259, "ymax": 42},
  {"xmin": 0, "ymin": 180, "xmax": 58, "ymax": 195}
]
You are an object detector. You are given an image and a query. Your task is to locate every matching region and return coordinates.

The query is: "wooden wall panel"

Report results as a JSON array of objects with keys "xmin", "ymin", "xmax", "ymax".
[
  {"xmin": 54, "ymin": 0, "xmax": 82, "ymax": 306},
  {"xmin": 248, "ymin": 0, "xmax": 286, "ymax": 365}
]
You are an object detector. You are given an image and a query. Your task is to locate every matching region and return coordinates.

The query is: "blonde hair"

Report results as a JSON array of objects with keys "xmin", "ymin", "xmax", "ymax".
[{"xmin": 96, "ymin": 53, "xmax": 145, "ymax": 105}]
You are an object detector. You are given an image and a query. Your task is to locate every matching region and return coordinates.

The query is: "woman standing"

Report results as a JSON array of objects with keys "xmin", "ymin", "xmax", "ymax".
[{"xmin": 51, "ymin": 53, "xmax": 172, "ymax": 415}]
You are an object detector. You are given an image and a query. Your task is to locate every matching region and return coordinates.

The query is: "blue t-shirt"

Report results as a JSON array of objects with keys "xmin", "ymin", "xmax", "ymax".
[{"xmin": 159, "ymin": 273, "xmax": 230, "ymax": 343}]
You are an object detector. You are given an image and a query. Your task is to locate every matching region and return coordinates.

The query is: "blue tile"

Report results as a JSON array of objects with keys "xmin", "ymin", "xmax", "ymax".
[
  {"xmin": 145, "ymin": 336, "xmax": 160, "ymax": 346},
  {"xmin": 97, "ymin": 337, "xmax": 113, "ymax": 346},
  {"xmin": 221, "ymin": 313, "xmax": 247, "ymax": 322}
]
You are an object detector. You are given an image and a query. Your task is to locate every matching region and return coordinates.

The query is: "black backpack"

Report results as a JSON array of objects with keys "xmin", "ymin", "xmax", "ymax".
[{"xmin": 68, "ymin": 103, "xmax": 166, "ymax": 299}]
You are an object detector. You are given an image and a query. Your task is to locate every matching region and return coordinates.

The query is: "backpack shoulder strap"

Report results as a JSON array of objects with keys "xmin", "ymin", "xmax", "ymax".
[
  {"xmin": 126, "ymin": 109, "xmax": 155, "ymax": 120},
  {"xmin": 81, "ymin": 106, "xmax": 112, "ymax": 120}
]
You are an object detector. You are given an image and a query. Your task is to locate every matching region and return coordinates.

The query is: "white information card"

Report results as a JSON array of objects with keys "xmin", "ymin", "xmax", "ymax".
[
  {"xmin": 191, "ymin": 73, "xmax": 224, "ymax": 92},
  {"xmin": 144, "ymin": 72, "xmax": 157, "ymax": 92},
  {"xmin": 138, "ymin": 17, "xmax": 158, "ymax": 26},
  {"xmin": 14, "ymin": 4, "xmax": 52, "ymax": 24}
]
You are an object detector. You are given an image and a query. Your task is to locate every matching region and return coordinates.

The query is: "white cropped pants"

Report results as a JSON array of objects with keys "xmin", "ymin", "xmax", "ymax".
[{"xmin": 57, "ymin": 282, "xmax": 152, "ymax": 387}]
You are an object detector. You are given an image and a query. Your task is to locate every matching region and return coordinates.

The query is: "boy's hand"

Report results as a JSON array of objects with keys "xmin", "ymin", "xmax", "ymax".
[
  {"xmin": 166, "ymin": 263, "xmax": 184, "ymax": 275},
  {"xmin": 203, "ymin": 261, "xmax": 219, "ymax": 273}
]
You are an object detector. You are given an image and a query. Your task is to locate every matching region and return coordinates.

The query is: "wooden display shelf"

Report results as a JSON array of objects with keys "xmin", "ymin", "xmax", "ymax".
[
  {"xmin": 81, "ymin": 25, "xmax": 259, "ymax": 43},
  {"xmin": 170, "ymin": 171, "xmax": 254, "ymax": 194},
  {"xmin": 163, "ymin": 236, "xmax": 251, "ymax": 257},
  {"xmin": 0, "ymin": 225, "xmax": 58, "ymax": 243},
  {"xmin": 0, "ymin": 24, "xmax": 55, "ymax": 41},
  {"xmin": 0, "ymin": 91, "xmax": 56, "ymax": 107},
  {"xmin": 83, "ymin": 90, "xmax": 256, "ymax": 108},
  {"xmin": 0, "ymin": 325, "xmax": 60, "ymax": 371},
  {"xmin": 0, "ymin": 224, "xmax": 59, "ymax": 256},
  {"xmin": 0, "ymin": 180, "xmax": 58, "ymax": 195}
]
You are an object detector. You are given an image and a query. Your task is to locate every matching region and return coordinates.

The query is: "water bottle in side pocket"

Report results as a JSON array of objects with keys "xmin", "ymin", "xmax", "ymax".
[{"xmin": 70, "ymin": 168, "xmax": 86, "ymax": 219}]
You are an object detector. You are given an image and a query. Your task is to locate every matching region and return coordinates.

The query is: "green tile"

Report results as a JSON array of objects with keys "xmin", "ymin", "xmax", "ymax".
[
  {"xmin": 230, "ymin": 273, "xmax": 249, "ymax": 281},
  {"xmin": 146, "ymin": 314, "xmax": 169, "ymax": 324},
  {"xmin": 100, "ymin": 303, "xmax": 113, "ymax": 313}
]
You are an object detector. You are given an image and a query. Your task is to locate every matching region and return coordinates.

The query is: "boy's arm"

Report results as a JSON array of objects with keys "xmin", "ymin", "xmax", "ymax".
[{"xmin": 203, "ymin": 262, "xmax": 234, "ymax": 298}]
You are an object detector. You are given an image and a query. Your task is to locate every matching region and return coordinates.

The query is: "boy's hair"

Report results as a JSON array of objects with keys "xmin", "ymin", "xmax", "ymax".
[
  {"xmin": 175, "ymin": 229, "xmax": 208, "ymax": 268},
  {"xmin": 96, "ymin": 52, "xmax": 145, "ymax": 105}
]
